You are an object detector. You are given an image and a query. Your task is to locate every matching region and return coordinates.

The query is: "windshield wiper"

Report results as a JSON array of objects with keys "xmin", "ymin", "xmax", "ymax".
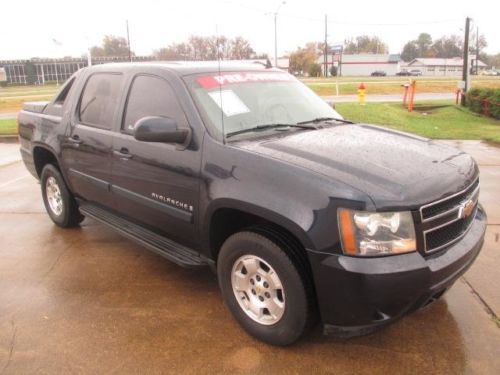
[
  {"xmin": 226, "ymin": 123, "xmax": 317, "ymax": 138},
  {"xmin": 297, "ymin": 117, "xmax": 354, "ymax": 125}
]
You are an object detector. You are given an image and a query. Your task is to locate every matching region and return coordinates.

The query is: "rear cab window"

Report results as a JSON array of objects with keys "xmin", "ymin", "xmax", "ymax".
[
  {"xmin": 44, "ymin": 76, "xmax": 76, "ymax": 116},
  {"xmin": 78, "ymin": 73, "xmax": 124, "ymax": 130}
]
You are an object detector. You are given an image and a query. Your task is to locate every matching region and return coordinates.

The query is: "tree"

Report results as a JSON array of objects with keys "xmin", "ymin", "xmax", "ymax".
[
  {"xmin": 484, "ymin": 53, "xmax": 500, "ymax": 68},
  {"xmin": 229, "ymin": 36, "xmax": 255, "ymax": 59},
  {"xmin": 343, "ymin": 35, "xmax": 388, "ymax": 54},
  {"xmin": 90, "ymin": 35, "xmax": 133, "ymax": 58},
  {"xmin": 154, "ymin": 35, "xmax": 256, "ymax": 61},
  {"xmin": 401, "ymin": 41, "xmax": 419, "ymax": 62},
  {"xmin": 289, "ymin": 42, "xmax": 320, "ymax": 75},
  {"xmin": 416, "ymin": 33, "xmax": 433, "ymax": 56},
  {"xmin": 430, "ymin": 35, "xmax": 462, "ymax": 58},
  {"xmin": 154, "ymin": 42, "xmax": 191, "ymax": 60},
  {"xmin": 24, "ymin": 62, "xmax": 38, "ymax": 85},
  {"xmin": 400, "ymin": 33, "xmax": 433, "ymax": 61}
]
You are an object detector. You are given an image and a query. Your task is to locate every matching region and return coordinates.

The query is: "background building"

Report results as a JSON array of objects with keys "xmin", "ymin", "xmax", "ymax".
[
  {"xmin": 0, "ymin": 56, "xmax": 286, "ymax": 85},
  {"xmin": 404, "ymin": 57, "xmax": 487, "ymax": 76},
  {"xmin": 0, "ymin": 56, "xmax": 154, "ymax": 85},
  {"xmin": 317, "ymin": 54, "xmax": 401, "ymax": 76}
]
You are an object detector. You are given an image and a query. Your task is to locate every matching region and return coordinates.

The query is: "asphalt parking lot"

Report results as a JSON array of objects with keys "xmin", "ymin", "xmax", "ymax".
[{"xmin": 0, "ymin": 140, "xmax": 499, "ymax": 374}]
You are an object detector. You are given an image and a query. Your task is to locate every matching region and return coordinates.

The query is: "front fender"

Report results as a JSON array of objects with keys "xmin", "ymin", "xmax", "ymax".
[
  {"xmin": 202, "ymin": 197, "xmax": 315, "ymax": 251},
  {"xmin": 198, "ymin": 136, "xmax": 372, "ymax": 257}
]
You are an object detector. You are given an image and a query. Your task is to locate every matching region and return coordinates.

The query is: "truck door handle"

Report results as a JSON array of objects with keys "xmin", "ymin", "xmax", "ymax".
[
  {"xmin": 68, "ymin": 135, "xmax": 83, "ymax": 144},
  {"xmin": 113, "ymin": 148, "xmax": 132, "ymax": 159}
]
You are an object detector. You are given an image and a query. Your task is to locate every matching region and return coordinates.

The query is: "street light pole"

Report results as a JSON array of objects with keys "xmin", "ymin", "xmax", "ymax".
[
  {"xmin": 273, "ymin": 1, "xmax": 286, "ymax": 68},
  {"xmin": 461, "ymin": 17, "xmax": 471, "ymax": 106}
]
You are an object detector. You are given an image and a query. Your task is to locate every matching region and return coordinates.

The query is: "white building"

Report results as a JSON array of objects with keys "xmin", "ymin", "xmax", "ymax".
[
  {"xmin": 404, "ymin": 57, "xmax": 487, "ymax": 76},
  {"xmin": 317, "ymin": 54, "xmax": 401, "ymax": 76}
]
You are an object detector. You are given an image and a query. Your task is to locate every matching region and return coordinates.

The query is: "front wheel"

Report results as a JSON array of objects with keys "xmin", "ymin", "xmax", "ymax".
[
  {"xmin": 41, "ymin": 164, "xmax": 84, "ymax": 228},
  {"xmin": 217, "ymin": 231, "xmax": 314, "ymax": 346}
]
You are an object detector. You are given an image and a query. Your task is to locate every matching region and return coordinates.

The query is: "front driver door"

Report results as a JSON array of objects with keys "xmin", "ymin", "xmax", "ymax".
[{"xmin": 110, "ymin": 74, "xmax": 201, "ymax": 248}]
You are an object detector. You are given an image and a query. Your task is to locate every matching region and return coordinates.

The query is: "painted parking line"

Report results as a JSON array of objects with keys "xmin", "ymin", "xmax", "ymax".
[{"xmin": 0, "ymin": 175, "xmax": 29, "ymax": 189}]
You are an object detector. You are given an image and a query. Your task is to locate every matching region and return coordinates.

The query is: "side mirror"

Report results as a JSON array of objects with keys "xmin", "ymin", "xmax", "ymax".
[{"xmin": 134, "ymin": 116, "xmax": 189, "ymax": 144}]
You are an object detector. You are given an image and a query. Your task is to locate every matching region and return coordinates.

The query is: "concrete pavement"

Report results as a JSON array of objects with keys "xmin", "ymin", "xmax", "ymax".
[
  {"xmin": 0, "ymin": 141, "xmax": 499, "ymax": 374},
  {"xmin": 0, "ymin": 113, "xmax": 17, "ymax": 120},
  {"xmin": 0, "ymin": 143, "xmax": 21, "ymax": 167}
]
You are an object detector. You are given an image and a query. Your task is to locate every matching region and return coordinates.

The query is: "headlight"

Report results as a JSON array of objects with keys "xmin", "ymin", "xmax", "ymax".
[{"xmin": 338, "ymin": 208, "xmax": 416, "ymax": 256}]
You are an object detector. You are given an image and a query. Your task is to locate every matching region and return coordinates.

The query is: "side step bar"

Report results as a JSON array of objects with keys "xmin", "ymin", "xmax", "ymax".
[{"xmin": 79, "ymin": 203, "xmax": 210, "ymax": 268}]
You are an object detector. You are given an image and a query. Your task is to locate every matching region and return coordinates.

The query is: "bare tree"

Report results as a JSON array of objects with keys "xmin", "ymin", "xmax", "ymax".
[
  {"xmin": 90, "ymin": 35, "xmax": 133, "ymax": 57},
  {"xmin": 343, "ymin": 36, "xmax": 388, "ymax": 54}
]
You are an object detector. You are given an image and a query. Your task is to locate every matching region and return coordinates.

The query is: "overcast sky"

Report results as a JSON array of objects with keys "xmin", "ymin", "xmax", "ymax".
[{"xmin": 1, "ymin": 0, "xmax": 498, "ymax": 60}]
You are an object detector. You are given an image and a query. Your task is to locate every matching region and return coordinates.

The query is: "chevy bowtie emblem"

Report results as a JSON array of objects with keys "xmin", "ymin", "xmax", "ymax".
[{"xmin": 459, "ymin": 199, "xmax": 475, "ymax": 219}]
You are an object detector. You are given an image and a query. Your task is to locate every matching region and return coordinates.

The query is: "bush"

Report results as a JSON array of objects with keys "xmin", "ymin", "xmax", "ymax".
[
  {"xmin": 330, "ymin": 65, "xmax": 338, "ymax": 77},
  {"xmin": 466, "ymin": 88, "xmax": 500, "ymax": 119},
  {"xmin": 308, "ymin": 63, "xmax": 322, "ymax": 77}
]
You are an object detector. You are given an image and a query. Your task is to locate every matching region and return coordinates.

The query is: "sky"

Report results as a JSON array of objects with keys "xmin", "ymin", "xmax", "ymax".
[{"xmin": 0, "ymin": 0, "xmax": 498, "ymax": 60}]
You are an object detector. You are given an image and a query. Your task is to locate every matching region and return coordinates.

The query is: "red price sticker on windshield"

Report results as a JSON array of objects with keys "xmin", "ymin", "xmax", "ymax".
[{"xmin": 197, "ymin": 72, "xmax": 293, "ymax": 89}]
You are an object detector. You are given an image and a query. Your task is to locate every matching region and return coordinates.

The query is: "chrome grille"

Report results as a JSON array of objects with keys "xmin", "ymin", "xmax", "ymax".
[
  {"xmin": 421, "ymin": 179, "xmax": 479, "ymax": 253},
  {"xmin": 420, "ymin": 179, "xmax": 479, "ymax": 222}
]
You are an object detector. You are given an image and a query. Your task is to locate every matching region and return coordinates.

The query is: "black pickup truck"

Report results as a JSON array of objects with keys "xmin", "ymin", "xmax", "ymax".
[{"xmin": 18, "ymin": 63, "xmax": 486, "ymax": 345}]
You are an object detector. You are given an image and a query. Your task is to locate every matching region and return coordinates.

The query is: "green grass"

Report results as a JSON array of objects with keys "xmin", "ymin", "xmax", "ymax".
[
  {"xmin": 0, "ymin": 119, "xmax": 17, "ymax": 135},
  {"xmin": 335, "ymin": 100, "xmax": 500, "ymax": 143}
]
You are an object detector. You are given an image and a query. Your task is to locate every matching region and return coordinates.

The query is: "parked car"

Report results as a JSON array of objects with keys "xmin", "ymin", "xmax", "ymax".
[
  {"xmin": 480, "ymin": 69, "xmax": 499, "ymax": 76},
  {"xmin": 396, "ymin": 70, "xmax": 412, "ymax": 76},
  {"xmin": 371, "ymin": 70, "xmax": 387, "ymax": 76},
  {"xmin": 410, "ymin": 69, "xmax": 422, "ymax": 76},
  {"xmin": 18, "ymin": 63, "xmax": 486, "ymax": 345}
]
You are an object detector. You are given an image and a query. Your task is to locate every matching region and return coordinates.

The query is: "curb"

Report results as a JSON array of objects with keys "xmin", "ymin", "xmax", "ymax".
[{"xmin": 0, "ymin": 135, "xmax": 19, "ymax": 143}]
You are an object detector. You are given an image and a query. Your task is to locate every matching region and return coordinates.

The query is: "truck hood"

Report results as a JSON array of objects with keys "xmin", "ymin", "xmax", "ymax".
[{"xmin": 237, "ymin": 124, "xmax": 478, "ymax": 210}]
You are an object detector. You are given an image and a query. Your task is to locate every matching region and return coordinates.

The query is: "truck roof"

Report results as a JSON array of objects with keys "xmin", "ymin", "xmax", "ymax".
[{"xmin": 84, "ymin": 61, "xmax": 277, "ymax": 76}]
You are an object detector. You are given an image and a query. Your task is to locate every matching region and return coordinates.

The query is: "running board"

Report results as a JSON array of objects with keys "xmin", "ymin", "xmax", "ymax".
[{"xmin": 79, "ymin": 203, "xmax": 209, "ymax": 268}]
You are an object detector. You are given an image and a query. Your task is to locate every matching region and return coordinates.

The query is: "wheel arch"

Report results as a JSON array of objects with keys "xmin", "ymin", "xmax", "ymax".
[
  {"xmin": 204, "ymin": 199, "xmax": 315, "ymax": 262},
  {"xmin": 32, "ymin": 144, "xmax": 60, "ymax": 177}
]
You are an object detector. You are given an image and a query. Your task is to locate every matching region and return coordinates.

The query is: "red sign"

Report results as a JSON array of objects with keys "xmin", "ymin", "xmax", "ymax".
[{"xmin": 196, "ymin": 72, "xmax": 293, "ymax": 89}]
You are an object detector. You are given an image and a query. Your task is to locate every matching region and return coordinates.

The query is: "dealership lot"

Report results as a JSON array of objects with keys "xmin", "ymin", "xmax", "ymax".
[{"xmin": 0, "ymin": 141, "xmax": 499, "ymax": 373}]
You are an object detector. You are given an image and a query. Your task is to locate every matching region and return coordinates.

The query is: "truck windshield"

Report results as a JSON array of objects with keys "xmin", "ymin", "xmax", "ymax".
[{"xmin": 185, "ymin": 71, "xmax": 343, "ymax": 140}]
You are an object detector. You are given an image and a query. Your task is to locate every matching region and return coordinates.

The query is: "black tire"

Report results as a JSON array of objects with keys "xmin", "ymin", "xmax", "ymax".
[
  {"xmin": 217, "ymin": 230, "xmax": 314, "ymax": 346},
  {"xmin": 41, "ymin": 164, "xmax": 84, "ymax": 228}
]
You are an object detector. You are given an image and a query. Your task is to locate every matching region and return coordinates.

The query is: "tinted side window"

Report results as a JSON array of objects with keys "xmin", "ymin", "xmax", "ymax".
[
  {"xmin": 123, "ymin": 75, "xmax": 188, "ymax": 134},
  {"xmin": 79, "ymin": 73, "xmax": 123, "ymax": 129}
]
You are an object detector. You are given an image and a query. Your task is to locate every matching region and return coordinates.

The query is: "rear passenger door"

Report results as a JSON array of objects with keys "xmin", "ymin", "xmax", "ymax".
[
  {"xmin": 62, "ymin": 72, "xmax": 124, "ymax": 208},
  {"xmin": 110, "ymin": 74, "xmax": 201, "ymax": 248}
]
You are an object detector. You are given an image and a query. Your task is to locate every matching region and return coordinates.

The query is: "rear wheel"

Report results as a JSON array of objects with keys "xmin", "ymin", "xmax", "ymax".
[
  {"xmin": 217, "ymin": 230, "xmax": 314, "ymax": 346},
  {"xmin": 41, "ymin": 164, "xmax": 84, "ymax": 228}
]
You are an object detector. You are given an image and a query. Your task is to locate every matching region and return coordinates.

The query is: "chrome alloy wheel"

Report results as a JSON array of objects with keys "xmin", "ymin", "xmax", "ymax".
[
  {"xmin": 46, "ymin": 176, "xmax": 63, "ymax": 216},
  {"xmin": 231, "ymin": 255, "xmax": 286, "ymax": 325}
]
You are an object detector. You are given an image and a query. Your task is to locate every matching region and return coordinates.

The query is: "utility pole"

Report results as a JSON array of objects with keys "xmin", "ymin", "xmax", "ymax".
[
  {"xmin": 273, "ymin": 1, "xmax": 286, "ymax": 68},
  {"xmin": 126, "ymin": 20, "xmax": 132, "ymax": 62},
  {"xmin": 461, "ymin": 17, "xmax": 471, "ymax": 106},
  {"xmin": 324, "ymin": 14, "xmax": 328, "ymax": 77},
  {"xmin": 274, "ymin": 14, "xmax": 278, "ymax": 68},
  {"xmin": 339, "ymin": 45, "xmax": 343, "ymax": 77},
  {"xmin": 476, "ymin": 26, "xmax": 479, "ymax": 75}
]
